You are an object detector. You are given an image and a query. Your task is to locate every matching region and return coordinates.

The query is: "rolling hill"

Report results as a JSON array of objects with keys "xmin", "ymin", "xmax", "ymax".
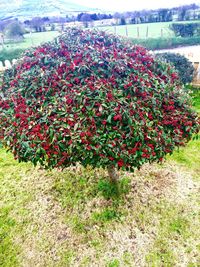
[{"xmin": 0, "ymin": 0, "xmax": 97, "ymax": 20}]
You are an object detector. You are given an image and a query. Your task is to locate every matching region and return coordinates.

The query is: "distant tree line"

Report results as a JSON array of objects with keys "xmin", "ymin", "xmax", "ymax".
[
  {"xmin": 77, "ymin": 13, "xmax": 112, "ymax": 22},
  {"xmin": 112, "ymin": 3, "xmax": 200, "ymax": 25},
  {"xmin": 24, "ymin": 17, "xmax": 50, "ymax": 32},
  {"xmin": 73, "ymin": 3, "xmax": 200, "ymax": 26},
  {"xmin": 76, "ymin": 13, "xmax": 113, "ymax": 27}
]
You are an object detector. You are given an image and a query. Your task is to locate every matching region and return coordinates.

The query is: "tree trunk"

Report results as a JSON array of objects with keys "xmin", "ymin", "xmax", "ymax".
[{"xmin": 107, "ymin": 165, "xmax": 119, "ymax": 183}]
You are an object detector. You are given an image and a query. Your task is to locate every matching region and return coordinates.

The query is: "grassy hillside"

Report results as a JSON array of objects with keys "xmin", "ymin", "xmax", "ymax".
[{"xmin": 0, "ymin": 0, "xmax": 94, "ymax": 19}]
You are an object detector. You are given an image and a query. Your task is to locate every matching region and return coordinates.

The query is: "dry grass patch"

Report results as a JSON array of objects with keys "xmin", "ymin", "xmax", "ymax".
[{"xmin": 0, "ymin": 147, "xmax": 199, "ymax": 267}]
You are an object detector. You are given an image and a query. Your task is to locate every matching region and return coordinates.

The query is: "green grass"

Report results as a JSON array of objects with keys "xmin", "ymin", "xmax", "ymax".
[
  {"xmin": 107, "ymin": 259, "xmax": 120, "ymax": 267},
  {"xmin": 0, "ymin": 207, "xmax": 19, "ymax": 267},
  {"xmin": 0, "ymin": 49, "xmax": 25, "ymax": 63},
  {"xmin": 0, "ymin": 151, "xmax": 32, "ymax": 266},
  {"xmin": 0, "ymin": 31, "xmax": 60, "ymax": 62},
  {"xmin": 167, "ymin": 89, "xmax": 200, "ymax": 175},
  {"xmin": 97, "ymin": 21, "xmax": 173, "ymax": 38},
  {"xmin": 168, "ymin": 139, "xmax": 200, "ymax": 176},
  {"xmin": 131, "ymin": 36, "xmax": 200, "ymax": 50},
  {"xmin": 3, "ymin": 31, "xmax": 60, "ymax": 50},
  {"xmin": 191, "ymin": 88, "xmax": 200, "ymax": 114},
  {"xmin": 145, "ymin": 201, "xmax": 194, "ymax": 266},
  {"xmin": 0, "ymin": 140, "xmax": 199, "ymax": 266},
  {"xmin": 96, "ymin": 20, "xmax": 200, "ymax": 39}
]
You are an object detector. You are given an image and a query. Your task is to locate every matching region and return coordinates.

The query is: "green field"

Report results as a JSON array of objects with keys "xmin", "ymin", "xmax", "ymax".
[
  {"xmin": 97, "ymin": 22, "xmax": 174, "ymax": 38},
  {"xmin": 191, "ymin": 88, "xmax": 200, "ymax": 114},
  {"xmin": 0, "ymin": 31, "xmax": 60, "ymax": 62},
  {"xmin": 96, "ymin": 20, "xmax": 200, "ymax": 39},
  {"xmin": 1, "ymin": 31, "xmax": 60, "ymax": 51}
]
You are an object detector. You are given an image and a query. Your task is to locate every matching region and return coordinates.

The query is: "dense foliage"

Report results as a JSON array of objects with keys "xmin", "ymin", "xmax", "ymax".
[
  {"xmin": 170, "ymin": 23, "xmax": 200, "ymax": 37},
  {"xmin": 4, "ymin": 21, "xmax": 24, "ymax": 40},
  {"xmin": 157, "ymin": 52, "xmax": 195, "ymax": 84},
  {"xmin": 0, "ymin": 28, "xmax": 199, "ymax": 171}
]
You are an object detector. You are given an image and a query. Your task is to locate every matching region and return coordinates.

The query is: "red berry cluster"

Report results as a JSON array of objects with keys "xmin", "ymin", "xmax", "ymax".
[{"xmin": 0, "ymin": 28, "xmax": 199, "ymax": 170}]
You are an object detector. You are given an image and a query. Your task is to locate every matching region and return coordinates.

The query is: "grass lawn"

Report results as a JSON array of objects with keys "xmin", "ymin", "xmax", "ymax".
[
  {"xmin": 96, "ymin": 20, "xmax": 200, "ymax": 39},
  {"xmin": 0, "ymin": 143, "xmax": 199, "ymax": 266},
  {"xmin": 1, "ymin": 31, "xmax": 60, "ymax": 51},
  {"xmin": 0, "ymin": 31, "xmax": 60, "ymax": 63},
  {"xmin": 96, "ymin": 22, "xmax": 174, "ymax": 38},
  {"xmin": 192, "ymin": 88, "xmax": 200, "ymax": 114}
]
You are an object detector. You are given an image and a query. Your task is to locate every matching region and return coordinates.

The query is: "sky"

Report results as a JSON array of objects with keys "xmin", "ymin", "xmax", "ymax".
[{"xmin": 73, "ymin": 0, "xmax": 200, "ymax": 11}]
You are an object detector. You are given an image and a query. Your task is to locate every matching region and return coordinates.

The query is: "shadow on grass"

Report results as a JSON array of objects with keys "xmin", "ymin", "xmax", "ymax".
[{"xmin": 52, "ymin": 168, "xmax": 131, "ymax": 231}]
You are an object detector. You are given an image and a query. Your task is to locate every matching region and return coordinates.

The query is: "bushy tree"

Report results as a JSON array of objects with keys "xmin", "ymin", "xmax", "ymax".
[
  {"xmin": 157, "ymin": 52, "xmax": 195, "ymax": 84},
  {"xmin": 170, "ymin": 23, "xmax": 200, "ymax": 37},
  {"xmin": 0, "ymin": 28, "xmax": 199, "ymax": 181},
  {"xmin": 29, "ymin": 17, "xmax": 45, "ymax": 32},
  {"xmin": 80, "ymin": 14, "xmax": 92, "ymax": 28},
  {"xmin": 120, "ymin": 17, "xmax": 126, "ymax": 25},
  {"xmin": 4, "ymin": 21, "xmax": 24, "ymax": 40}
]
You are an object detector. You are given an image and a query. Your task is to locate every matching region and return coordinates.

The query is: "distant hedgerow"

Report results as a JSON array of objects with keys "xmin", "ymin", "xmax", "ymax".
[
  {"xmin": 0, "ymin": 28, "xmax": 199, "ymax": 180},
  {"xmin": 0, "ymin": 48, "xmax": 24, "ymax": 63},
  {"xmin": 170, "ymin": 23, "xmax": 200, "ymax": 37}
]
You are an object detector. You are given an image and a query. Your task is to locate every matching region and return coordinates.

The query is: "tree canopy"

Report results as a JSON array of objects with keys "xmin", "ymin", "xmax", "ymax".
[{"xmin": 0, "ymin": 28, "xmax": 198, "ymax": 175}]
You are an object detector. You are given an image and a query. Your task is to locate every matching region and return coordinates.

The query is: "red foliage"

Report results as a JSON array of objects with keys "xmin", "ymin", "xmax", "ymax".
[{"xmin": 0, "ymin": 28, "xmax": 199, "ymax": 171}]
